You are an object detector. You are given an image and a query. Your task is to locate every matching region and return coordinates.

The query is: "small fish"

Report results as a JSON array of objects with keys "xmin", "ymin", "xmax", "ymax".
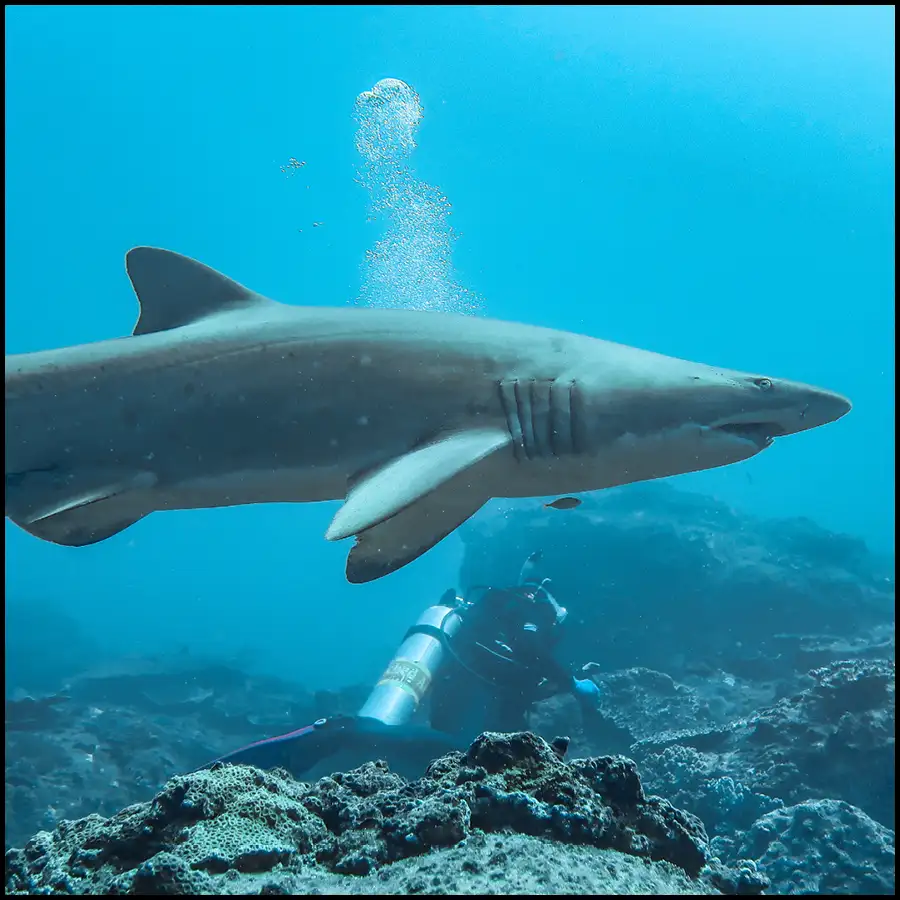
[
  {"xmin": 279, "ymin": 157, "xmax": 307, "ymax": 176},
  {"xmin": 544, "ymin": 496, "xmax": 581, "ymax": 510}
]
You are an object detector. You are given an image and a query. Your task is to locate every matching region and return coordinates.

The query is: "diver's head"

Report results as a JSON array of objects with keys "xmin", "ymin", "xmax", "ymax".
[{"xmin": 527, "ymin": 579, "xmax": 568, "ymax": 627}]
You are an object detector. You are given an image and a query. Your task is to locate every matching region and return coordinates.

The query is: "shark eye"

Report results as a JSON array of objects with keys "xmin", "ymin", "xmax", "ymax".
[{"xmin": 755, "ymin": 377, "xmax": 773, "ymax": 391}]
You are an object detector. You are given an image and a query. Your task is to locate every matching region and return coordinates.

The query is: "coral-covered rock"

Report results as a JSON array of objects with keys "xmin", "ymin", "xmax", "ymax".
[
  {"xmin": 3, "ymin": 660, "xmax": 367, "ymax": 850},
  {"xmin": 733, "ymin": 800, "xmax": 895, "ymax": 895},
  {"xmin": 632, "ymin": 660, "xmax": 895, "ymax": 835},
  {"xmin": 5, "ymin": 731, "xmax": 762, "ymax": 895}
]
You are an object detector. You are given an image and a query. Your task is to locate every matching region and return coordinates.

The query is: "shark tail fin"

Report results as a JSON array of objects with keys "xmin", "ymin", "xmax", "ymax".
[{"xmin": 125, "ymin": 247, "xmax": 277, "ymax": 336}]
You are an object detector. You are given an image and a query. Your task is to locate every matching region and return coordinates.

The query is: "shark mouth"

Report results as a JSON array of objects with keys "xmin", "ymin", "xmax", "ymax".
[{"xmin": 713, "ymin": 422, "xmax": 781, "ymax": 449}]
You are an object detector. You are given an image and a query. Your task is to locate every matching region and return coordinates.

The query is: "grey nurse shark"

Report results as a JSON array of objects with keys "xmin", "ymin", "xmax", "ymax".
[{"xmin": 5, "ymin": 247, "xmax": 851, "ymax": 583}]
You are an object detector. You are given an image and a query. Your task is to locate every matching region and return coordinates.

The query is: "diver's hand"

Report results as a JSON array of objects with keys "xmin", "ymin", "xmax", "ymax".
[{"xmin": 572, "ymin": 677, "xmax": 602, "ymax": 704}]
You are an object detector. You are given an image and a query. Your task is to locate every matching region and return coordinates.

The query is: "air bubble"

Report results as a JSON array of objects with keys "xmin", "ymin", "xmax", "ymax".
[{"xmin": 353, "ymin": 78, "xmax": 483, "ymax": 315}]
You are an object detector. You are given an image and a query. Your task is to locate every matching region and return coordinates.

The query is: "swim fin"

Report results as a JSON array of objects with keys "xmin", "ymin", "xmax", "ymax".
[
  {"xmin": 205, "ymin": 716, "xmax": 353, "ymax": 776},
  {"xmin": 204, "ymin": 715, "xmax": 463, "ymax": 781}
]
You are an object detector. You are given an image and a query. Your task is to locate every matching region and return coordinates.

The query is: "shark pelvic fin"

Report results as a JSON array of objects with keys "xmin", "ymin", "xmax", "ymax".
[
  {"xmin": 345, "ymin": 482, "xmax": 487, "ymax": 583},
  {"xmin": 325, "ymin": 427, "xmax": 509, "ymax": 544},
  {"xmin": 5, "ymin": 468, "xmax": 155, "ymax": 546},
  {"xmin": 13, "ymin": 505, "xmax": 147, "ymax": 547},
  {"xmin": 126, "ymin": 247, "xmax": 276, "ymax": 336}
]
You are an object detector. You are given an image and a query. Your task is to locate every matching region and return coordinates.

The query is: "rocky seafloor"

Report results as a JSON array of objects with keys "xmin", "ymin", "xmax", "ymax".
[{"xmin": 6, "ymin": 484, "xmax": 895, "ymax": 894}]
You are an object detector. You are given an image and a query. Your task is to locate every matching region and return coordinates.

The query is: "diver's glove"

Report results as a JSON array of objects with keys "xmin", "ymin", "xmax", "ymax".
[{"xmin": 572, "ymin": 677, "xmax": 602, "ymax": 705}]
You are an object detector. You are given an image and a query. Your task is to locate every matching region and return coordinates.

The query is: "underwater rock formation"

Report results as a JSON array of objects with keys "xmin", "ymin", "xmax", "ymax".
[
  {"xmin": 460, "ymin": 482, "xmax": 895, "ymax": 685},
  {"xmin": 4, "ymin": 600, "xmax": 108, "ymax": 696},
  {"xmin": 6, "ymin": 483, "xmax": 893, "ymax": 893},
  {"xmin": 630, "ymin": 659, "xmax": 895, "ymax": 834},
  {"xmin": 525, "ymin": 659, "xmax": 895, "ymax": 894},
  {"xmin": 4, "ymin": 731, "xmax": 765, "ymax": 895},
  {"xmin": 726, "ymin": 799, "xmax": 895, "ymax": 895},
  {"xmin": 5, "ymin": 660, "xmax": 367, "ymax": 851},
  {"xmin": 529, "ymin": 658, "xmax": 895, "ymax": 830}
]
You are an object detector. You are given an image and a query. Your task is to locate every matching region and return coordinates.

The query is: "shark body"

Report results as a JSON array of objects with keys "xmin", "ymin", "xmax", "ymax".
[{"xmin": 5, "ymin": 248, "xmax": 851, "ymax": 582}]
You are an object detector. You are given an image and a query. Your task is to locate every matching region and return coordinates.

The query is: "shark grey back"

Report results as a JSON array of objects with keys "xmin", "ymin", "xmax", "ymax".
[{"xmin": 4, "ymin": 247, "xmax": 851, "ymax": 583}]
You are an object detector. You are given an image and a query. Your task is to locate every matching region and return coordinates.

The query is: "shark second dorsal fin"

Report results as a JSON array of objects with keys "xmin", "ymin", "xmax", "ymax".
[{"xmin": 126, "ymin": 247, "xmax": 276, "ymax": 336}]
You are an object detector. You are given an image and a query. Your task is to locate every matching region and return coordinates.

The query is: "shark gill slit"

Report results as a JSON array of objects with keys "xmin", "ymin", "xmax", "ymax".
[
  {"xmin": 498, "ymin": 379, "xmax": 523, "ymax": 460},
  {"xmin": 514, "ymin": 380, "xmax": 536, "ymax": 459},
  {"xmin": 530, "ymin": 379, "xmax": 552, "ymax": 459},
  {"xmin": 499, "ymin": 378, "xmax": 577, "ymax": 462},
  {"xmin": 558, "ymin": 379, "xmax": 579, "ymax": 457}
]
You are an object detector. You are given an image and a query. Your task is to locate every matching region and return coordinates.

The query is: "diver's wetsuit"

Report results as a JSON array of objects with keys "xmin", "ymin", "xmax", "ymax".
[{"xmin": 429, "ymin": 584, "xmax": 581, "ymax": 737}]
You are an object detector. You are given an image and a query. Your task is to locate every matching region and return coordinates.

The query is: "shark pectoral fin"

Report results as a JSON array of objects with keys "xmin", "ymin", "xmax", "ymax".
[
  {"xmin": 325, "ymin": 427, "xmax": 509, "ymax": 543},
  {"xmin": 345, "ymin": 484, "xmax": 487, "ymax": 584},
  {"xmin": 5, "ymin": 469, "xmax": 155, "ymax": 546},
  {"xmin": 125, "ymin": 247, "xmax": 278, "ymax": 336}
]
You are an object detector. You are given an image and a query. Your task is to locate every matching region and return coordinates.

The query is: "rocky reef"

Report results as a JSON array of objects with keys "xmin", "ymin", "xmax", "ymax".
[
  {"xmin": 634, "ymin": 659, "xmax": 894, "ymax": 827},
  {"xmin": 522, "ymin": 661, "xmax": 896, "ymax": 894},
  {"xmin": 726, "ymin": 799, "xmax": 894, "ymax": 896},
  {"xmin": 460, "ymin": 483, "xmax": 894, "ymax": 689},
  {"xmin": 4, "ymin": 659, "xmax": 369, "ymax": 852},
  {"xmin": 461, "ymin": 484, "xmax": 895, "ymax": 894},
  {"xmin": 6, "ymin": 483, "xmax": 894, "ymax": 894},
  {"xmin": 6, "ymin": 731, "xmax": 761, "ymax": 895}
]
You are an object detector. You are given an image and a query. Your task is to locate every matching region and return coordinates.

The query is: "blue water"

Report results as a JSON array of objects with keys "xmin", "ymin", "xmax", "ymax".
[{"xmin": 4, "ymin": 6, "xmax": 894, "ymax": 689}]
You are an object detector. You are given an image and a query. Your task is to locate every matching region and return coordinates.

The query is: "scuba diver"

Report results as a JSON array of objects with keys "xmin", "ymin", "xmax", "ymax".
[
  {"xmin": 207, "ymin": 551, "xmax": 601, "ymax": 780},
  {"xmin": 426, "ymin": 551, "xmax": 603, "ymax": 738}
]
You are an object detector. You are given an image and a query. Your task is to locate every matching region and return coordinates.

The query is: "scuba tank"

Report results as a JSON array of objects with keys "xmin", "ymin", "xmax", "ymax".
[
  {"xmin": 357, "ymin": 597, "xmax": 466, "ymax": 727},
  {"xmin": 207, "ymin": 591, "xmax": 470, "ymax": 778},
  {"xmin": 358, "ymin": 566, "xmax": 567, "ymax": 728}
]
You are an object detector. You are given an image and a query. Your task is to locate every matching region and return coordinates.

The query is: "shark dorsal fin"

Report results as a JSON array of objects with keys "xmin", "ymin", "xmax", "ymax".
[{"xmin": 126, "ymin": 247, "xmax": 275, "ymax": 336}]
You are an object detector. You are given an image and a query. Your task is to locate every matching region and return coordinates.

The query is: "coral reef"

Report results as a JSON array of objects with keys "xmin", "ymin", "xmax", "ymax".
[
  {"xmin": 5, "ymin": 731, "xmax": 762, "ymax": 895},
  {"xmin": 4, "ymin": 660, "xmax": 370, "ymax": 850},
  {"xmin": 726, "ymin": 800, "xmax": 895, "ymax": 895},
  {"xmin": 630, "ymin": 659, "xmax": 895, "ymax": 833}
]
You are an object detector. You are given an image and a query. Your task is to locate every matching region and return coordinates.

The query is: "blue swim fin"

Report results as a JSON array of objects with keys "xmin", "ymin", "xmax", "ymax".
[
  {"xmin": 206, "ymin": 715, "xmax": 354, "ymax": 777},
  {"xmin": 205, "ymin": 715, "xmax": 463, "ymax": 781}
]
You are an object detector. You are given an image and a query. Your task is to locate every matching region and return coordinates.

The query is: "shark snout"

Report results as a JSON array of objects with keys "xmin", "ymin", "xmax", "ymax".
[
  {"xmin": 788, "ymin": 385, "xmax": 852, "ymax": 434},
  {"xmin": 708, "ymin": 379, "xmax": 851, "ymax": 447}
]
